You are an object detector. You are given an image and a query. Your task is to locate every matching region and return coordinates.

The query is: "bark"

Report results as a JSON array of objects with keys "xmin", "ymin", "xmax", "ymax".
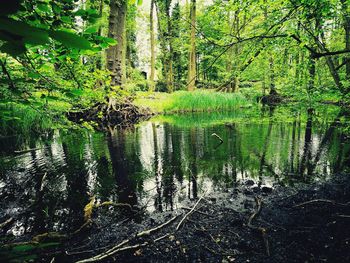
[
  {"xmin": 269, "ymin": 56, "xmax": 276, "ymax": 95},
  {"xmin": 155, "ymin": 0, "xmax": 174, "ymax": 93},
  {"xmin": 107, "ymin": 0, "xmax": 127, "ymax": 87},
  {"xmin": 187, "ymin": 0, "xmax": 196, "ymax": 91},
  {"xmin": 150, "ymin": 0, "xmax": 156, "ymax": 92},
  {"xmin": 342, "ymin": 0, "xmax": 350, "ymax": 79},
  {"xmin": 95, "ymin": 0, "xmax": 104, "ymax": 70},
  {"xmin": 308, "ymin": 54, "xmax": 316, "ymax": 93},
  {"xmin": 0, "ymin": 59, "xmax": 16, "ymax": 91}
]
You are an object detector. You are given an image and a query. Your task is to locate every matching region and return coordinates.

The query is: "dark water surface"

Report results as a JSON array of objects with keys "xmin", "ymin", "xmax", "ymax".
[{"xmin": 1, "ymin": 105, "xmax": 350, "ymax": 237}]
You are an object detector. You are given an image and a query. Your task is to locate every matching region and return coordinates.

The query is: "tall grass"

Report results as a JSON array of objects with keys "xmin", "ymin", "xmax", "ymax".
[
  {"xmin": 135, "ymin": 90, "xmax": 253, "ymax": 113},
  {"xmin": 0, "ymin": 103, "xmax": 55, "ymax": 136}
]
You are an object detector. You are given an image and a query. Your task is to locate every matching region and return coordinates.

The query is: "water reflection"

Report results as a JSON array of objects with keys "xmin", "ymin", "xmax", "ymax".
[{"xmin": 0, "ymin": 106, "xmax": 349, "ymax": 236}]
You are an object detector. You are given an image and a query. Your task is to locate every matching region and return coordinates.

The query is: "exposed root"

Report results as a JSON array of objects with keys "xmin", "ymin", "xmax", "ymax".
[
  {"xmin": 247, "ymin": 196, "xmax": 270, "ymax": 257},
  {"xmin": 67, "ymin": 97, "xmax": 152, "ymax": 129}
]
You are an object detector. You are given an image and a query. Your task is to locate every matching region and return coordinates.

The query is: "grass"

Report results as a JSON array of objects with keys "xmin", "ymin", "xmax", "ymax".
[
  {"xmin": 0, "ymin": 102, "xmax": 65, "ymax": 136},
  {"xmin": 134, "ymin": 90, "xmax": 254, "ymax": 113}
]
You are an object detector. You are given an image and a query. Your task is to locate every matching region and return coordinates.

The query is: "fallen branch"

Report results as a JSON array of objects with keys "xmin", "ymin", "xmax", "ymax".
[
  {"xmin": 137, "ymin": 215, "xmax": 179, "ymax": 237},
  {"xmin": 247, "ymin": 197, "xmax": 270, "ymax": 257},
  {"xmin": 76, "ymin": 215, "xmax": 178, "ymax": 263},
  {"xmin": 176, "ymin": 195, "xmax": 205, "ymax": 231},
  {"xmin": 294, "ymin": 199, "xmax": 350, "ymax": 208}
]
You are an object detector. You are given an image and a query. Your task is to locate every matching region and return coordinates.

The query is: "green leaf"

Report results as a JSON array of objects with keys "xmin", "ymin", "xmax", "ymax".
[
  {"xmin": 37, "ymin": 3, "xmax": 51, "ymax": 13},
  {"xmin": 0, "ymin": 17, "xmax": 50, "ymax": 45},
  {"xmin": 49, "ymin": 30, "xmax": 91, "ymax": 50},
  {"xmin": 0, "ymin": 42, "xmax": 26, "ymax": 57},
  {"xmin": 85, "ymin": 26, "xmax": 99, "ymax": 34},
  {"xmin": 102, "ymin": 37, "xmax": 117, "ymax": 46},
  {"xmin": 60, "ymin": 16, "xmax": 72, "ymax": 24}
]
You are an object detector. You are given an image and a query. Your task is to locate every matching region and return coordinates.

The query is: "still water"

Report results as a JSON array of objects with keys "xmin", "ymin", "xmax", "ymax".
[{"xmin": 0, "ymin": 106, "xmax": 349, "ymax": 236}]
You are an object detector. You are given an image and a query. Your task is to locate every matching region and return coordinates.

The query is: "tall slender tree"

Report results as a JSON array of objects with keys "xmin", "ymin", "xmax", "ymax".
[
  {"xmin": 150, "ymin": 0, "xmax": 156, "ymax": 91},
  {"xmin": 187, "ymin": 0, "xmax": 196, "ymax": 91}
]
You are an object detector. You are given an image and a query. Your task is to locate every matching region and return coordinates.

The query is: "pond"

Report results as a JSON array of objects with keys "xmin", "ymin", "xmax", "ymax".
[{"xmin": 1, "ymin": 105, "xmax": 350, "ymax": 238}]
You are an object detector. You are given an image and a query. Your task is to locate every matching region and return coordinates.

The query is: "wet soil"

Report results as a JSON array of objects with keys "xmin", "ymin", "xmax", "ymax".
[{"xmin": 2, "ymin": 174, "xmax": 349, "ymax": 263}]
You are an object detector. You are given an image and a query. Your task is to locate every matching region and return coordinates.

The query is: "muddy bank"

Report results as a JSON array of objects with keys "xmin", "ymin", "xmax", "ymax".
[{"xmin": 1, "ymin": 174, "xmax": 349, "ymax": 263}]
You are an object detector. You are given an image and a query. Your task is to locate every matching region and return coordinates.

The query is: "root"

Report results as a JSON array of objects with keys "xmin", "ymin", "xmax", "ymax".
[
  {"xmin": 247, "ymin": 197, "xmax": 270, "ymax": 257},
  {"xmin": 67, "ymin": 97, "xmax": 152, "ymax": 129}
]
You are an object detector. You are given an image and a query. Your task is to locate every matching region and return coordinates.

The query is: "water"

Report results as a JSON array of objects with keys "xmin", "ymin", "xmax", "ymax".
[{"xmin": 0, "ymin": 105, "xmax": 349, "ymax": 237}]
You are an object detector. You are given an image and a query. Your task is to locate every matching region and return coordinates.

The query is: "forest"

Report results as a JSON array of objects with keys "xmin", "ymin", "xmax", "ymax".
[{"xmin": 0, "ymin": 0, "xmax": 350, "ymax": 262}]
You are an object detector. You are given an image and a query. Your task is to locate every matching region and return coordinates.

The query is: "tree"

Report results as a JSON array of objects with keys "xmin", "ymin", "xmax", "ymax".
[
  {"xmin": 155, "ymin": 0, "xmax": 174, "ymax": 93},
  {"xmin": 150, "ymin": 0, "xmax": 156, "ymax": 91},
  {"xmin": 107, "ymin": 0, "xmax": 127, "ymax": 87},
  {"xmin": 187, "ymin": 0, "xmax": 196, "ymax": 91}
]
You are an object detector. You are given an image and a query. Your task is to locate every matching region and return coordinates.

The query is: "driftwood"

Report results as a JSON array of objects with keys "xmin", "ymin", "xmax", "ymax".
[{"xmin": 247, "ymin": 197, "xmax": 270, "ymax": 256}]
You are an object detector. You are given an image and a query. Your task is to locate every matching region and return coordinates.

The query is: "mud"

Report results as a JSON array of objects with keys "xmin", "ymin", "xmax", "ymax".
[{"xmin": 1, "ymin": 174, "xmax": 349, "ymax": 263}]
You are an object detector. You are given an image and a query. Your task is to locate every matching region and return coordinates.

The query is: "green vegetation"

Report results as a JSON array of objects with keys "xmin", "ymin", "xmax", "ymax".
[
  {"xmin": 0, "ymin": 0, "xmax": 350, "ymax": 136},
  {"xmin": 135, "ymin": 90, "xmax": 253, "ymax": 113}
]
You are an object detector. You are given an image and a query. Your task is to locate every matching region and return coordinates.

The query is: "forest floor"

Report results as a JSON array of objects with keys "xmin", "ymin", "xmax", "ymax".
[{"xmin": 21, "ymin": 173, "xmax": 348, "ymax": 263}]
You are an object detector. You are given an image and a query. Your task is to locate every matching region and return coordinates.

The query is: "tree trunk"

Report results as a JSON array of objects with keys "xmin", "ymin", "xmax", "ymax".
[
  {"xmin": 187, "ymin": 0, "xmax": 196, "ymax": 91},
  {"xmin": 308, "ymin": 53, "xmax": 316, "ymax": 93},
  {"xmin": 269, "ymin": 56, "xmax": 276, "ymax": 95},
  {"xmin": 150, "ymin": 0, "xmax": 156, "ymax": 92},
  {"xmin": 96, "ymin": 0, "xmax": 104, "ymax": 70},
  {"xmin": 342, "ymin": 0, "xmax": 350, "ymax": 80},
  {"xmin": 107, "ymin": 0, "xmax": 127, "ymax": 87},
  {"xmin": 155, "ymin": 0, "xmax": 174, "ymax": 93}
]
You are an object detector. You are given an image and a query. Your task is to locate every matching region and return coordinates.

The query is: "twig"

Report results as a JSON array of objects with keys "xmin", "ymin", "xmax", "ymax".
[
  {"xmin": 137, "ymin": 215, "xmax": 179, "ymax": 237},
  {"xmin": 176, "ymin": 195, "xmax": 205, "ymax": 231},
  {"xmin": 40, "ymin": 172, "xmax": 47, "ymax": 192},
  {"xmin": 294, "ymin": 199, "xmax": 350, "ymax": 208},
  {"xmin": 76, "ymin": 215, "xmax": 178, "ymax": 263},
  {"xmin": 247, "ymin": 197, "xmax": 270, "ymax": 256},
  {"xmin": 180, "ymin": 206, "xmax": 212, "ymax": 217},
  {"xmin": 211, "ymin": 133, "xmax": 224, "ymax": 143}
]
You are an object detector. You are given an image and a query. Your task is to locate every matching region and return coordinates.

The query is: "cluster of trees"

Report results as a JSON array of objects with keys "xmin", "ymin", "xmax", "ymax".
[{"xmin": 0, "ymin": 0, "xmax": 350, "ymax": 120}]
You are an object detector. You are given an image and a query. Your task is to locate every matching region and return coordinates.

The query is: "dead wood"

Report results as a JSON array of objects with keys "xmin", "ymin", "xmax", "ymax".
[
  {"xmin": 76, "ymin": 215, "xmax": 179, "ymax": 263},
  {"xmin": 176, "ymin": 195, "xmax": 205, "ymax": 231}
]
